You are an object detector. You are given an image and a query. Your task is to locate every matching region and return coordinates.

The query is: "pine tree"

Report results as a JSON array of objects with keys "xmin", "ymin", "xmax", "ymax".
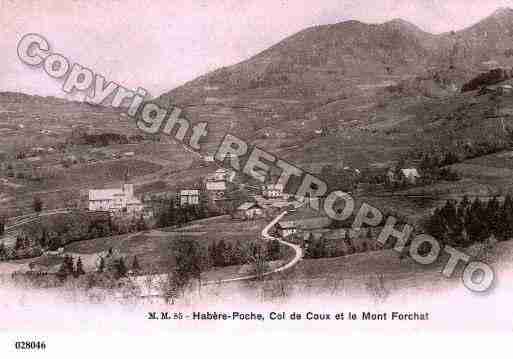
[
  {"xmin": 266, "ymin": 239, "xmax": 281, "ymax": 261},
  {"xmin": 116, "ymin": 257, "xmax": 128, "ymax": 278},
  {"xmin": 486, "ymin": 196, "xmax": 500, "ymax": 236},
  {"xmin": 215, "ymin": 240, "xmax": 227, "ymax": 267},
  {"xmin": 75, "ymin": 257, "xmax": 85, "ymax": 277},
  {"xmin": 441, "ymin": 200, "xmax": 458, "ymax": 230},
  {"xmin": 224, "ymin": 242, "xmax": 233, "ymax": 265},
  {"xmin": 40, "ymin": 228, "xmax": 48, "ymax": 248},
  {"xmin": 97, "ymin": 257, "xmax": 105, "ymax": 273},
  {"xmin": 57, "ymin": 255, "xmax": 74, "ymax": 281},
  {"xmin": 499, "ymin": 194, "xmax": 513, "ymax": 241},
  {"xmin": 457, "ymin": 196, "xmax": 470, "ymax": 234},
  {"xmin": 57, "ymin": 262, "xmax": 68, "ymax": 281},
  {"xmin": 419, "ymin": 154, "xmax": 433, "ymax": 171},
  {"xmin": 365, "ymin": 228, "xmax": 372, "ymax": 240},
  {"xmin": 459, "ymin": 195, "xmax": 471, "ymax": 212},
  {"xmin": 136, "ymin": 215, "xmax": 147, "ymax": 231},
  {"xmin": 307, "ymin": 236, "xmax": 318, "ymax": 258},
  {"xmin": 158, "ymin": 198, "xmax": 178, "ymax": 227},
  {"xmin": 0, "ymin": 242, "xmax": 5, "ymax": 260},
  {"xmin": 171, "ymin": 236, "xmax": 204, "ymax": 289},
  {"xmin": 208, "ymin": 241, "xmax": 216, "ymax": 267},
  {"xmin": 468, "ymin": 198, "xmax": 488, "ymax": 242},
  {"xmin": 364, "ymin": 228, "xmax": 373, "ymax": 251},
  {"xmin": 32, "ymin": 196, "xmax": 43, "ymax": 213},
  {"xmin": 132, "ymin": 256, "xmax": 141, "ymax": 272},
  {"xmin": 231, "ymin": 240, "xmax": 246, "ymax": 265},
  {"xmin": 426, "ymin": 208, "xmax": 448, "ymax": 241},
  {"xmin": 65, "ymin": 255, "xmax": 74, "ymax": 274},
  {"xmin": 15, "ymin": 235, "xmax": 24, "ymax": 251}
]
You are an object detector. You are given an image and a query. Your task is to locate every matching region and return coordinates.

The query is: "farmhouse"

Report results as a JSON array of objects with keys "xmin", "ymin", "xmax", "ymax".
[
  {"xmin": 295, "ymin": 228, "xmax": 330, "ymax": 242},
  {"xmin": 323, "ymin": 228, "xmax": 379, "ymax": 252},
  {"xmin": 202, "ymin": 155, "xmax": 215, "ymax": 163},
  {"xmin": 207, "ymin": 168, "xmax": 231, "ymax": 182},
  {"xmin": 179, "ymin": 189, "xmax": 200, "ymax": 206},
  {"xmin": 386, "ymin": 167, "xmax": 421, "ymax": 185},
  {"xmin": 206, "ymin": 180, "xmax": 227, "ymax": 191},
  {"xmin": 400, "ymin": 168, "xmax": 420, "ymax": 184},
  {"xmin": 276, "ymin": 207, "xmax": 332, "ymax": 238},
  {"xmin": 205, "ymin": 180, "xmax": 226, "ymax": 201},
  {"xmin": 276, "ymin": 220, "xmax": 297, "ymax": 237},
  {"xmin": 232, "ymin": 202, "xmax": 265, "ymax": 220},
  {"xmin": 479, "ymin": 84, "xmax": 513, "ymax": 96},
  {"xmin": 30, "ymin": 146, "xmax": 46, "ymax": 154},
  {"xmin": 262, "ymin": 183, "xmax": 284, "ymax": 199},
  {"xmin": 205, "ymin": 168, "xmax": 235, "ymax": 200},
  {"xmin": 88, "ymin": 183, "xmax": 143, "ymax": 214}
]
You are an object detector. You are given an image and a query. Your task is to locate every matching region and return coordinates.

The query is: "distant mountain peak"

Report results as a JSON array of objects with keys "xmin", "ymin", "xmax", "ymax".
[
  {"xmin": 387, "ymin": 18, "xmax": 415, "ymax": 26},
  {"xmin": 490, "ymin": 7, "xmax": 513, "ymax": 18},
  {"xmin": 381, "ymin": 18, "xmax": 425, "ymax": 33}
]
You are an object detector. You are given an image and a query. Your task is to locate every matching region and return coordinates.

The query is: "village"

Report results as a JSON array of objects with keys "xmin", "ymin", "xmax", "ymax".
[{"xmin": 0, "ymin": 130, "xmax": 428, "ymax": 279}]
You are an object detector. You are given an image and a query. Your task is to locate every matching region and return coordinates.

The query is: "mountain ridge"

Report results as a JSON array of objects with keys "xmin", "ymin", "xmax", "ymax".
[{"xmin": 160, "ymin": 8, "xmax": 513, "ymax": 105}]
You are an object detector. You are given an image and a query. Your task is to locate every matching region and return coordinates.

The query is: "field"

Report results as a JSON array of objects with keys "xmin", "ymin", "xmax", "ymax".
[
  {"xmin": 0, "ymin": 215, "xmax": 273, "ymax": 278},
  {"xmin": 172, "ymin": 215, "xmax": 265, "ymax": 233},
  {"xmin": 274, "ymin": 239, "xmax": 513, "ymax": 299},
  {"xmin": 59, "ymin": 216, "xmax": 269, "ymax": 274},
  {"xmin": 347, "ymin": 146, "xmax": 513, "ymax": 225},
  {"xmin": 34, "ymin": 159, "xmax": 162, "ymax": 190},
  {"xmin": 466, "ymin": 150, "xmax": 513, "ymax": 169},
  {"xmin": 3, "ymin": 159, "xmax": 163, "ymax": 214}
]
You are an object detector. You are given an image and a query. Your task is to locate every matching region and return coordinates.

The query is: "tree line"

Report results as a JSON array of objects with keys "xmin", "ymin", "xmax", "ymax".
[
  {"xmin": 3, "ymin": 211, "xmax": 148, "ymax": 261},
  {"xmin": 418, "ymin": 138, "xmax": 513, "ymax": 170},
  {"xmin": 461, "ymin": 68, "xmax": 513, "ymax": 92},
  {"xmin": 55, "ymin": 251, "xmax": 142, "ymax": 283},
  {"xmin": 161, "ymin": 236, "xmax": 281, "ymax": 303},
  {"xmin": 206, "ymin": 239, "xmax": 282, "ymax": 267},
  {"xmin": 301, "ymin": 228, "xmax": 375, "ymax": 259},
  {"xmin": 156, "ymin": 199, "xmax": 210, "ymax": 228},
  {"xmin": 426, "ymin": 195, "xmax": 513, "ymax": 247}
]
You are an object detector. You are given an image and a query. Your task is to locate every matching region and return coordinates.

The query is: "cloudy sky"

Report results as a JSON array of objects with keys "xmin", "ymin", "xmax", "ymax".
[{"xmin": 1, "ymin": 0, "xmax": 512, "ymax": 99}]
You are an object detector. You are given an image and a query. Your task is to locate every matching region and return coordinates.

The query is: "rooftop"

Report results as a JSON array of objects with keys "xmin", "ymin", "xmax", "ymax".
[
  {"xmin": 237, "ymin": 202, "xmax": 263, "ymax": 211},
  {"xmin": 285, "ymin": 206, "xmax": 327, "ymax": 222},
  {"xmin": 180, "ymin": 189, "xmax": 200, "ymax": 195},
  {"xmin": 89, "ymin": 189, "xmax": 124, "ymax": 201}
]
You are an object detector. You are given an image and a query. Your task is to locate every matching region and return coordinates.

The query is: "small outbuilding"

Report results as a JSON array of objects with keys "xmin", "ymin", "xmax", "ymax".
[
  {"xmin": 232, "ymin": 202, "xmax": 265, "ymax": 221},
  {"xmin": 275, "ymin": 220, "xmax": 297, "ymax": 238},
  {"xmin": 400, "ymin": 168, "xmax": 420, "ymax": 184}
]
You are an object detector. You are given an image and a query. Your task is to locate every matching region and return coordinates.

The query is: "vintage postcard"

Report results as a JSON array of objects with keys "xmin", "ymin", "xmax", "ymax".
[{"xmin": 1, "ymin": 0, "xmax": 512, "ymax": 356}]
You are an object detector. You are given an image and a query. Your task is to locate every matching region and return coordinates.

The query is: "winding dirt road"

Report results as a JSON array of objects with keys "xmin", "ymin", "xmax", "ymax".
[
  {"xmin": 201, "ymin": 210, "xmax": 303, "ymax": 285},
  {"xmin": 134, "ymin": 210, "xmax": 304, "ymax": 295}
]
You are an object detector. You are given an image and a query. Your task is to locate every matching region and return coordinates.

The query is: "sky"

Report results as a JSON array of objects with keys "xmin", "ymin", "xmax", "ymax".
[{"xmin": 2, "ymin": 0, "xmax": 513, "ymax": 100}]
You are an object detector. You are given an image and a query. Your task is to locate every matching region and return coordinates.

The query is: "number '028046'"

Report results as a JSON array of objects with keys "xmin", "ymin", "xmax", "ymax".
[{"xmin": 15, "ymin": 341, "xmax": 47, "ymax": 350}]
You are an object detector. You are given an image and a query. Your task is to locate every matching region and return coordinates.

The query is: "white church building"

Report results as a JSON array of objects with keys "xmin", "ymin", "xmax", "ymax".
[{"xmin": 88, "ymin": 183, "xmax": 144, "ymax": 214}]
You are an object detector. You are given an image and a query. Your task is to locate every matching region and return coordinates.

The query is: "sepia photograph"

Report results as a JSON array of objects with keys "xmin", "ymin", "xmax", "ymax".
[{"xmin": 1, "ymin": 0, "xmax": 513, "ymax": 356}]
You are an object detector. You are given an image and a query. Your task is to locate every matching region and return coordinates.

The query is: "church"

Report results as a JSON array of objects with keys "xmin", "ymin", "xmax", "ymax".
[{"xmin": 88, "ymin": 183, "xmax": 144, "ymax": 214}]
